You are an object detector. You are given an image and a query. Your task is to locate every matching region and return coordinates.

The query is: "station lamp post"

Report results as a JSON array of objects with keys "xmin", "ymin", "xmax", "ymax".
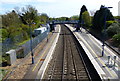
[
  {"xmin": 29, "ymin": 23, "xmax": 34, "ymax": 64},
  {"xmin": 102, "ymin": 6, "xmax": 113, "ymax": 57}
]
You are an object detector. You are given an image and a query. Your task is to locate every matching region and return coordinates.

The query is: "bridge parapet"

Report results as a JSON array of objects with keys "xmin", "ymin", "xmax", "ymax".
[{"xmin": 50, "ymin": 20, "xmax": 79, "ymax": 24}]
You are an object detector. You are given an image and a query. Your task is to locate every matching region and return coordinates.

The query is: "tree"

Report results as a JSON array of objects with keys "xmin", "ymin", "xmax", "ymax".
[
  {"xmin": 18, "ymin": 5, "xmax": 39, "ymax": 64},
  {"xmin": 2, "ymin": 10, "xmax": 21, "ymax": 28},
  {"xmin": 79, "ymin": 5, "xmax": 88, "ymax": 26},
  {"xmin": 0, "ymin": 29, "xmax": 8, "ymax": 41},
  {"xmin": 20, "ymin": 24, "xmax": 29, "ymax": 40},
  {"xmin": 39, "ymin": 13, "xmax": 49, "ymax": 24},
  {"xmin": 107, "ymin": 23, "xmax": 120, "ymax": 37},
  {"xmin": 82, "ymin": 11, "xmax": 91, "ymax": 27},
  {"xmin": 2, "ymin": 10, "xmax": 22, "ymax": 39},
  {"xmin": 20, "ymin": 5, "xmax": 39, "ymax": 25},
  {"xmin": 57, "ymin": 17, "xmax": 69, "ymax": 21},
  {"xmin": 1, "ymin": 6, "xmax": 39, "ymax": 42},
  {"xmin": 114, "ymin": 16, "xmax": 120, "ymax": 20},
  {"xmin": 70, "ymin": 15, "xmax": 79, "ymax": 20},
  {"xmin": 92, "ymin": 5, "xmax": 114, "ymax": 32}
]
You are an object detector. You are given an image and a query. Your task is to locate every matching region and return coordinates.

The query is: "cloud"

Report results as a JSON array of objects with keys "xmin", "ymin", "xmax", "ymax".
[
  {"xmin": 0, "ymin": 0, "xmax": 56, "ymax": 4},
  {"xmin": 36, "ymin": 0, "xmax": 56, "ymax": 2},
  {"xmin": 1, "ymin": 0, "xmax": 28, "ymax": 4},
  {"xmin": 0, "ymin": 0, "xmax": 119, "ymax": 16}
]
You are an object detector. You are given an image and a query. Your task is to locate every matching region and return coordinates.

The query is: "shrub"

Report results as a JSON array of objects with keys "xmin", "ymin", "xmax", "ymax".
[
  {"xmin": 106, "ymin": 20, "xmax": 117, "ymax": 27},
  {"xmin": 0, "ymin": 29, "xmax": 8, "ymax": 41},
  {"xmin": 107, "ymin": 23, "xmax": 120, "ymax": 37},
  {"xmin": 112, "ymin": 33, "xmax": 120, "ymax": 46}
]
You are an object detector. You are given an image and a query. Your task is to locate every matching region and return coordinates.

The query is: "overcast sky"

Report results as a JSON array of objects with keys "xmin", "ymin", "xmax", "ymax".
[{"xmin": 0, "ymin": 0, "xmax": 119, "ymax": 17}]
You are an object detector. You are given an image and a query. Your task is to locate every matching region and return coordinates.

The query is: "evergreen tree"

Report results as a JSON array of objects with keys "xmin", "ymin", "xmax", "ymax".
[
  {"xmin": 79, "ymin": 5, "xmax": 88, "ymax": 26},
  {"xmin": 76, "ymin": 5, "xmax": 87, "ymax": 31},
  {"xmin": 92, "ymin": 5, "xmax": 114, "ymax": 32}
]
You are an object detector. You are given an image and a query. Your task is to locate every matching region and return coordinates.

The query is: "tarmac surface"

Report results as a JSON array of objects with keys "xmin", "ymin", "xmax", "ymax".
[{"xmin": 66, "ymin": 24, "xmax": 120, "ymax": 80}]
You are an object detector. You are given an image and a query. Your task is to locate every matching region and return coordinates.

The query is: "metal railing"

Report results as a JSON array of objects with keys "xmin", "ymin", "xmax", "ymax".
[{"xmin": 1, "ymin": 27, "xmax": 50, "ymax": 58}]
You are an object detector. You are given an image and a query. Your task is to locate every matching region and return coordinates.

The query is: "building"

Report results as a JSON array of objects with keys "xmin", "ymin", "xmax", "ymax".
[{"xmin": 118, "ymin": 1, "xmax": 120, "ymax": 16}]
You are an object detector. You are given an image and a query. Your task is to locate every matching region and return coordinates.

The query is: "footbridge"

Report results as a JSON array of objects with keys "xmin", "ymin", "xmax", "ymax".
[{"xmin": 50, "ymin": 20, "xmax": 79, "ymax": 24}]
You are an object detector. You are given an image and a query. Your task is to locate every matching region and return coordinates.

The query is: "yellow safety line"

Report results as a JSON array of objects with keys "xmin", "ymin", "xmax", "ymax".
[
  {"xmin": 75, "ymin": 32, "xmax": 117, "ymax": 78},
  {"xmin": 88, "ymin": 35, "xmax": 120, "ymax": 69},
  {"xmin": 32, "ymin": 47, "xmax": 46, "ymax": 71}
]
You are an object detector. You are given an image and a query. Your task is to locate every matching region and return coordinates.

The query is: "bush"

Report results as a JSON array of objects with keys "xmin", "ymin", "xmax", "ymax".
[
  {"xmin": 0, "ymin": 55, "xmax": 8, "ymax": 66},
  {"xmin": 106, "ymin": 20, "xmax": 117, "ymax": 27},
  {"xmin": 112, "ymin": 33, "xmax": 120, "ymax": 46},
  {"xmin": 107, "ymin": 23, "xmax": 120, "ymax": 37},
  {"xmin": 114, "ymin": 16, "xmax": 120, "ymax": 19},
  {"xmin": 0, "ymin": 29, "xmax": 8, "ymax": 41},
  {"xmin": 1, "ymin": 55, "xmax": 7, "ymax": 63}
]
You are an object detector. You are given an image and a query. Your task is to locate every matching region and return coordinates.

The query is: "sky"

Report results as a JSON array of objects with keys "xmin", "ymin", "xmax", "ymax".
[{"xmin": 0, "ymin": 0, "xmax": 120, "ymax": 17}]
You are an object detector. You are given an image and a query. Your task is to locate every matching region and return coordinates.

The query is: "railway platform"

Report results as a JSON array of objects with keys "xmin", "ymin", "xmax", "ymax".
[
  {"xmin": 23, "ymin": 24, "xmax": 120, "ymax": 81},
  {"xmin": 65, "ymin": 24, "xmax": 120, "ymax": 81},
  {"xmin": 22, "ymin": 24, "xmax": 61, "ymax": 80}
]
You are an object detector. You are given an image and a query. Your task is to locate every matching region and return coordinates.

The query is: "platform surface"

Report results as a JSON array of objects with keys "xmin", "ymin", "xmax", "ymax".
[{"xmin": 66, "ymin": 24, "xmax": 120, "ymax": 81}]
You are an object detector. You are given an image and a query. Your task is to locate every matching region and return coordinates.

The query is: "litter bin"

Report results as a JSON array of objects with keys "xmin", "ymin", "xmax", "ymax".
[{"xmin": 6, "ymin": 50, "xmax": 16, "ymax": 65}]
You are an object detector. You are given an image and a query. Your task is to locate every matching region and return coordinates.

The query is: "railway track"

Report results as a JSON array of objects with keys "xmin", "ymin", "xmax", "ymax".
[{"xmin": 42, "ymin": 24, "xmax": 101, "ymax": 81}]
